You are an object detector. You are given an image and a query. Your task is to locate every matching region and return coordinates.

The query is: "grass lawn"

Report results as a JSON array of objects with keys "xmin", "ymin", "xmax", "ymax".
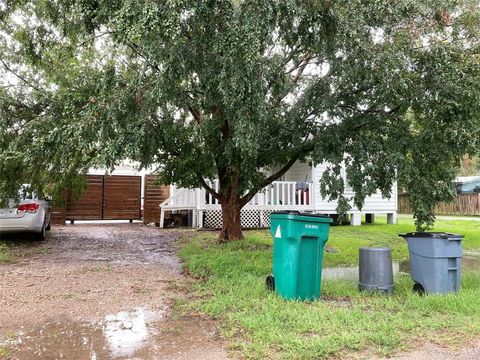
[{"xmin": 178, "ymin": 217, "xmax": 480, "ymax": 359}]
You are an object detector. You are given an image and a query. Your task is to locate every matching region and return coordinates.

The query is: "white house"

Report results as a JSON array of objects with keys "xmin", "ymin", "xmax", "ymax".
[{"xmin": 159, "ymin": 161, "xmax": 398, "ymax": 229}]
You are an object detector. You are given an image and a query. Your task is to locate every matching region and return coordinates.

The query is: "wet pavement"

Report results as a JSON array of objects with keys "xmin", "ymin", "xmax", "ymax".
[
  {"xmin": 0, "ymin": 224, "xmax": 228, "ymax": 360},
  {"xmin": 41, "ymin": 224, "xmax": 182, "ymax": 270},
  {"xmin": 463, "ymin": 250, "xmax": 480, "ymax": 270}
]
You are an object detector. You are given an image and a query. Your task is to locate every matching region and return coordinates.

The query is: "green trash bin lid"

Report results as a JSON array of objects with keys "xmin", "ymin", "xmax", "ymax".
[{"xmin": 270, "ymin": 211, "xmax": 333, "ymax": 223}]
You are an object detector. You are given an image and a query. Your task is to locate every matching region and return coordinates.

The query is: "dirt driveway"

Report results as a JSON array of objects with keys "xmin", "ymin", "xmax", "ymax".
[{"xmin": 0, "ymin": 223, "xmax": 228, "ymax": 360}]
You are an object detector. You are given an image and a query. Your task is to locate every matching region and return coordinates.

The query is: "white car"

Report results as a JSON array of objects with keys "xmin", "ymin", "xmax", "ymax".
[{"xmin": 0, "ymin": 187, "xmax": 51, "ymax": 240}]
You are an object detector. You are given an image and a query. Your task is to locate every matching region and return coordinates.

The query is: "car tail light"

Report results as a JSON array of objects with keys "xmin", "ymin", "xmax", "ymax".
[{"xmin": 17, "ymin": 203, "xmax": 39, "ymax": 214}]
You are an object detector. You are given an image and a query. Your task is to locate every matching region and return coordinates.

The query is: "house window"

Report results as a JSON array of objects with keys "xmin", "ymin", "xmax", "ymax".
[{"xmin": 341, "ymin": 168, "xmax": 353, "ymax": 192}]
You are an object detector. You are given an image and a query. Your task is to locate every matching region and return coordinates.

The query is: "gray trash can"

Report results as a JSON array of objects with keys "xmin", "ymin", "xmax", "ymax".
[
  {"xmin": 400, "ymin": 232, "xmax": 463, "ymax": 294},
  {"xmin": 359, "ymin": 247, "xmax": 394, "ymax": 294}
]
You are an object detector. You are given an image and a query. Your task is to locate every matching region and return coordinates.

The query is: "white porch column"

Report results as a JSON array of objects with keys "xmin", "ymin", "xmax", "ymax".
[
  {"xmin": 198, "ymin": 210, "xmax": 204, "ymax": 228},
  {"xmin": 387, "ymin": 212, "xmax": 398, "ymax": 225},
  {"xmin": 311, "ymin": 162, "xmax": 316, "ymax": 209},
  {"xmin": 159, "ymin": 208, "xmax": 165, "ymax": 228},
  {"xmin": 192, "ymin": 210, "xmax": 197, "ymax": 228},
  {"xmin": 169, "ymin": 185, "xmax": 176, "ymax": 206},
  {"xmin": 195, "ymin": 188, "xmax": 200, "ymax": 207},
  {"xmin": 350, "ymin": 213, "xmax": 362, "ymax": 226}
]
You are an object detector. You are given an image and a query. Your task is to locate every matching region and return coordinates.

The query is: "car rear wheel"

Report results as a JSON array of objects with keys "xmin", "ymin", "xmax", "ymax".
[{"xmin": 34, "ymin": 226, "xmax": 46, "ymax": 241}]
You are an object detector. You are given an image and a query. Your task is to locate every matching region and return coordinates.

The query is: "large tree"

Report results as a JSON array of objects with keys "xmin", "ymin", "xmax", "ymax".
[{"xmin": 1, "ymin": 0, "xmax": 480, "ymax": 240}]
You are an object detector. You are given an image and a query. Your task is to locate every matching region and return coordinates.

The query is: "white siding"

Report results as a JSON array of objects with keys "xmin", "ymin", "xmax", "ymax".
[
  {"xmin": 313, "ymin": 163, "xmax": 397, "ymax": 213},
  {"xmin": 281, "ymin": 161, "xmax": 312, "ymax": 182}
]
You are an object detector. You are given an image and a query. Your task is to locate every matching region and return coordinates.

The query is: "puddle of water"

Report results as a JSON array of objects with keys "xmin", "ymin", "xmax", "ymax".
[
  {"xmin": 322, "ymin": 263, "xmax": 402, "ymax": 281},
  {"xmin": 399, "ymin": 259, "xmax": 410, "ymax": 274},
  {"xmin": 322, "ymin": 266, "xmax": 359, "ymax": 281},
  {"xmin": 6, "ymin": 307, "xmax": 164, "ymax": 360},
  {"xmin": 6, "ymin": 321, "xmax": 106, "ymax": 360},
  {"xmin": 4, "ymin": 308, "xmax": 226, "ymax": 360},
  {"xmin": 103, "ymin": 308, "xmax": 151, "ymax": 358},
  {"xmin": 323, "ymin": 251, "xmax": 480, "ymax": 281},
  {"xmin": 463, "ymin": 252, "xmax": 480, "ymax": 271}
]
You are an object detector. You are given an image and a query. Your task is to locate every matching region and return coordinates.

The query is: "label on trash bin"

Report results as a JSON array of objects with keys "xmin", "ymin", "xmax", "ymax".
[
  {"xmin": 447, "ymin": 237, "xmax": 462, "ymax": 241},
  {"xmin": 275, "ymin": 225, "xmax": 282, "ymax": 238},
  {"xmin": 305, "ymin": 224, "xmax": 319, "ymax": 229}
]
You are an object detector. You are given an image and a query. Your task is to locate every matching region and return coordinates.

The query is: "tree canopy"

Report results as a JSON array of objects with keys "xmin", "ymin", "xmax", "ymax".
[
  {"xmin": 1, "ymin": 0, "xmax": 480, "ymax": 239},
  {"xmin": 459, "ymin": 156, "xmax": 480, "ymax": 176}
]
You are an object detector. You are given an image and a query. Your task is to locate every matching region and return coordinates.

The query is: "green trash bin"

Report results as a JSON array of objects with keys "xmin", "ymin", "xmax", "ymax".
[{"xmin": 268, "ymin": 211, "xmax": 333, "ymax": 300}]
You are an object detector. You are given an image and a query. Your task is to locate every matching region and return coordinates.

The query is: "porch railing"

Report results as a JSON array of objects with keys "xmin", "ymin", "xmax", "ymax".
[{"xmin": 164, "ymin": 180, "xmax": 313, "ymax": 209}]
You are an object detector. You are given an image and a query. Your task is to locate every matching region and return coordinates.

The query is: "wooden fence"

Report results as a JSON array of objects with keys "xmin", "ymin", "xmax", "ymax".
[
  {"xmin": 398, "ymin": 193, "xmax": 480, "ymax": 216},
  {"xmin": 51, "ymin": 175, "xmax": 167, "ymax": 225},
  {"xmin": 143, "ymin": 175, "xmax": 170, "ymax": 225},
  {"xmin": 50, "ymin": 207, "xmax": 67, "ymax": 225}
]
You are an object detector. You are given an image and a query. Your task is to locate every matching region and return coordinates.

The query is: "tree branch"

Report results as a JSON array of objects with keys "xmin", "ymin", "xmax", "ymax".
[
  {"xmin": 337, "ymin": 104, "xmax": 401, "ymax": 117},
  {"xmin": 385, "ymin": 105, "xmax": 401, "ymax": 115},
  {"xmin": 125, "ymin": 42, "xmax": 161, "ymax": 73},
  {"xmin": 271, "ymin": 54, "xmax": 313, "ymax": 108},
  {"xmin": 240, "ymin": 157, "xmax": 299, "ymax": 206},
  {"xmin": 187, "ymin": 104, "xmax": 203, "ymax": 123},
  {"xmin": 198, "ymin": 176, "xmax": 221, "ymax": 200},
  {"xmin": 78, "ymin": 31, "xmax": 114, "ymax": 47},
  {"xmin": 286, "ymin": 54, "xmax": 313, "ymax": 75},
  {"xmin": 1, "ymin": 60, "xmax": 43, "ymax": 92},
  {"xmin": 240, "ymin": 141, "xmax": 316, "ymax": 206}
]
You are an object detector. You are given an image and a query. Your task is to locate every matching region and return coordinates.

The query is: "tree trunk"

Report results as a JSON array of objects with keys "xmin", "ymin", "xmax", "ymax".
[{"xmin": 219, "ymin": 198, "xmax": 243, "ymax": 242}]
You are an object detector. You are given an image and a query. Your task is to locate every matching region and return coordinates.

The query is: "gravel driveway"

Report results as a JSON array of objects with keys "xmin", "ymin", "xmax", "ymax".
[{"xmin": 0, "ymin": 223, "xmax": 228, "ymax": 360}]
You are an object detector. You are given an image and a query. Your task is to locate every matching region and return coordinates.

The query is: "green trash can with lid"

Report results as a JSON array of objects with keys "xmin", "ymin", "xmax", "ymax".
[{"xmin": 267, "ymin": 211, "xmax": 333, "ymax": 300}]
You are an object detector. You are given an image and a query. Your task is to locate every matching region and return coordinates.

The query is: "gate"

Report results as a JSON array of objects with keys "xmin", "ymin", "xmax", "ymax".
[
  {"xmin": 143, "ymin": 175, "xmax": 170, "ymax": 224},
  {"xmin": 66, "ymin": 175, "xmax": 141, "ymax": 221}
]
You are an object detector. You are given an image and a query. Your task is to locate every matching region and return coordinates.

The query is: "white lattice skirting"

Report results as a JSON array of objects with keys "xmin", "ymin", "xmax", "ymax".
[{"xmin": 198, "ymin": 209, "xmax": 274, "ymax": 229}]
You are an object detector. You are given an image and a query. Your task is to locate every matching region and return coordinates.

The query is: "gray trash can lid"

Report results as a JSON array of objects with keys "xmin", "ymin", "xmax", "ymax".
[{"xmin": 399, "ymin": 232, "xmax": 463, "ymax": 239}]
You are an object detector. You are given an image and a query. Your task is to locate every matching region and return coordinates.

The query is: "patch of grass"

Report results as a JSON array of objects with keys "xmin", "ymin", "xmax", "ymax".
[
  {"xmin": 325, "ymin": 215, "xmax": 480, "ymax": 267},
  {"xmin": 79, "ymin": 264, "xmax": 114, "ymax": 273},
  {"xmin": 3, "ymin": 331, "xmax": 15, "ymax": 341},
  {"xmin": 61, "ymin": 293, "xmax": 74, "ymax": 300},
  {"xmin": 166, "ymin": 326, "xmax": 183, "ymax": 334},
  {"xmin": 0, "ymin": 243, "xmax": 14, "ymax": 263},
  {"xmin": 0, "ymin": 345, "xmax": 10, "ymax": 358},
  {"xmin": 170, "ymin": 296, "xmax": 196, "ymax": 320},
  {"xmin": 178, "ymin": 218, "xmax": 480, "ymax": 359},
  {"xmin": 0, "ymin": 331, "xmax": 16, "ymax": 359},
  {"xmin": 131, "ymin": 285, "xmax": 153, "ymax": 295},
  {"xmin": 30, "ymin": 247, "xmax": 49, "ymax": 255}
]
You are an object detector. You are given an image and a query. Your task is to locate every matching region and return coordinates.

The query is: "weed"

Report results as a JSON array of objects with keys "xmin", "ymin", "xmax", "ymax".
[
  {"xmin": 61, "ymin": 293, "xmax": 74, "ymax": 300},
  {"xmin": 3, "ymin": 331, "xmax": 15, "ymax": 341},
  {"xmin": 0, "ymin": 345, "xmax": 10, "ymax": 358},
  {"xmin": 166, "ymin": 326, "xmax": 183, "ymax": 334},
  {"xmin": 171, "ymin": 297, "xmax": 190, "ymax": 318},
  {"xmin": 79, "ymin": 264, "xmax": 114, "ymax": 274},
  {"xmin": 131, "ymin": 285, "xmax": 153, "ymax": 295},
  {"xmin": 0, "ymin": 243, "xmax": 14, "ymax": 263}
]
